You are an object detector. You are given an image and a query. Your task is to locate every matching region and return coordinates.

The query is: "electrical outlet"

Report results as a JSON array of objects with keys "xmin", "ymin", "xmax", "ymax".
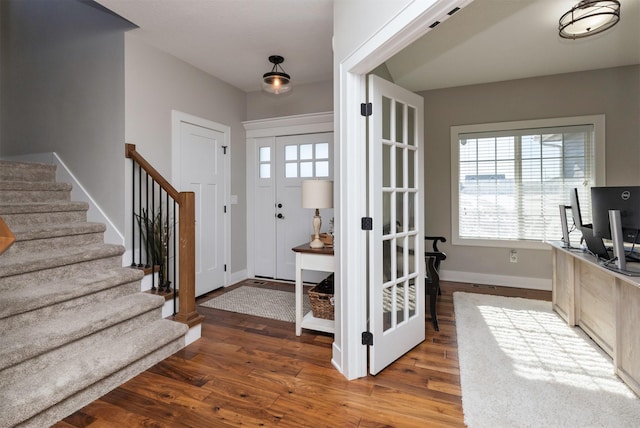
[{"xmin": 510, "ymin": 249, "xmax": 518, "ymax": 263}]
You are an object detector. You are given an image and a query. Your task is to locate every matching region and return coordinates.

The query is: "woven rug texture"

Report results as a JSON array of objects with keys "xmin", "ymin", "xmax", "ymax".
[
  {"xmin": 454, "ymin": 291, "xmax": 640, "ymax": 428},
  {"xmin": 200, "ymin": 286, "xmax": 312, "ymax": 323}
]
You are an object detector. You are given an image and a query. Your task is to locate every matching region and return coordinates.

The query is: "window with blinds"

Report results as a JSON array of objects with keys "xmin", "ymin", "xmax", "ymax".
[{"xmin": 451, "ymin": 117, "xmax": 604, "ymax": 248}]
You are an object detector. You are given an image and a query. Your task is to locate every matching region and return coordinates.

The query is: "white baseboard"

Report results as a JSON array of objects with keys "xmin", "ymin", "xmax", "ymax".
[
  {"xmin": 229, "ymin": 269, "xmax": 248, "ymax": 286},
  {"xmin": 440, "ymin": 269, "xmax": 552, "ymax": 291},
  {"xmin": 185, "ymin": 323, "xmax": 201, "ymax": 346}
]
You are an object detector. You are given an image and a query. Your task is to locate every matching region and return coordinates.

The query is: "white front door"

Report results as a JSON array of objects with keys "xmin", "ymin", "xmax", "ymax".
[
  {"xmin": 275, "ymin": 133, "xmax": 333, "ymax": 280},
  {"xmin": 368, "ymin": 75, "xmax": 425, "ymax": 375},
  {"xmin": 252, "ymin": 132, "xmax": 333, "ymax": 282},
  {"xmin": 177, "ymin": 119, "xmax": 229, "ymax": 296}
]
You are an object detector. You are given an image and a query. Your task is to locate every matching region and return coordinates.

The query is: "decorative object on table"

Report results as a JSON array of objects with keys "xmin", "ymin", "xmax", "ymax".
[
  {"xmin": 262, "ymin": 55, "xmax": 291, "ymax": 94},
  {"xmin": 310, "ymin": 233, "xmax": 333, "ymax": 247},
  {"xmin": 308, "ymin": 274, "xmax": 334, "ymax": 320},
  {"xmin": 559, "ymin": 0, "xmax": 620, "ymax": 39},
  {"xmin": 301, "ymin": 179, "xmax": 333, "ymax": 249}
]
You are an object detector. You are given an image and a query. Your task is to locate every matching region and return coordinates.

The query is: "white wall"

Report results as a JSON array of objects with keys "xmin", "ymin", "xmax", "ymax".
[{"xmin": 125, "ymin": 34, "xmax": 247, "ymax": 275}]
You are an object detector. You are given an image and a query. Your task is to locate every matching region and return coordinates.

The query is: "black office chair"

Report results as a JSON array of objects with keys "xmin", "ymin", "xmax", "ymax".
[{"xmin": 425, "ymin": 236, "xmax": 447, "ymax": 331}]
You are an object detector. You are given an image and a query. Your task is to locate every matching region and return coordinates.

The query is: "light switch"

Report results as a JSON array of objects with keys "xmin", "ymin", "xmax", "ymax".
[{"xmin": 231, "ymin": 195, "xmax": 238, "ymax": 205}]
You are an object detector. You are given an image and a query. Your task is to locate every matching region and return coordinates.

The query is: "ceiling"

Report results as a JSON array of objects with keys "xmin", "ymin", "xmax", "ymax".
[{"xmin": 96, "ymin": 0, "xmax": 640, "ymax": 94}]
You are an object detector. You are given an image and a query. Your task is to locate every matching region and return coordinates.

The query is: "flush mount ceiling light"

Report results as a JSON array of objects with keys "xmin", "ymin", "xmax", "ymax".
[
  {"xmin": 559, "ymin": 0, "xmax": 621, "ymax": 39},
  {"xmin": 262, "ymin": 55, "xmax": 291, "ymax": 94}
]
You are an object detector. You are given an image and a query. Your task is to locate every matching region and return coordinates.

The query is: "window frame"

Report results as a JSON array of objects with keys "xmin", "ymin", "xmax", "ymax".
[{"xmin": 450, "ymin": 115, "xmax": 606, "ymax": 250}]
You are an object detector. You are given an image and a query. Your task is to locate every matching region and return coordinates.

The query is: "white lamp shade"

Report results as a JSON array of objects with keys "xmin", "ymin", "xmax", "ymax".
[{"xmin": 301, "ymin": 180, "xmax": 333, "ymax": 209}]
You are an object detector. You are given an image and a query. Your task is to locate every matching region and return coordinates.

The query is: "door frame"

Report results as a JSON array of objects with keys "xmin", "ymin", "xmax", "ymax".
[
  {"xmin": 243, "ymin": 112, "xmax": 334, "ymax": 279},
  {"xmin": 335, "ymin": 0, "xmax": 472, "ymax": 379},
  {"xmin": 171, "ymin": 110, "xmax": 231, "ymax": 289}
]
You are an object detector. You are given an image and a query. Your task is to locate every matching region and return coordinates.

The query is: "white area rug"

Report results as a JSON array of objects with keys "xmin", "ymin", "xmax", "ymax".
[
  {"xmin": 454, "ymin": 292, "xmax": 640, "ymax": 428},
  {"xmin": 199, "ymin": 286, "xmax": 311, "ymax": 323}
]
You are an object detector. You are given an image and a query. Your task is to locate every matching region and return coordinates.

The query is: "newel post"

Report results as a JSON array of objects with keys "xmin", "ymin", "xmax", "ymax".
[{"xmin": 175, "ymin": 191, "xmax": 201, "ymax": 325}]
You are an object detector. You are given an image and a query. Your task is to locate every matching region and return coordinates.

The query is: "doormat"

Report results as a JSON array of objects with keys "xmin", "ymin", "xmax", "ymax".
[{"xmin": 199, "ymin": 286, "xmax": 311, "ymax": 323}]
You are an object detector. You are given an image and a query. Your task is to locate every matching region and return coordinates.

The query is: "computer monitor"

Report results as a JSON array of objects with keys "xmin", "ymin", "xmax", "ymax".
[{"xmin": 591, "ymin": 186, "xmax": 640, "ymax": 244}]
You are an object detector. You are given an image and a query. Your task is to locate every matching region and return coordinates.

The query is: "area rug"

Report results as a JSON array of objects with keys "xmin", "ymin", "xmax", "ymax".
[
  {"xmin": 199, "ymin": 286, "xmax": 311, "ymax": 323},
  {"xmin": 454, "ymin": 292, "xmax": 640, "ymax": 428}
]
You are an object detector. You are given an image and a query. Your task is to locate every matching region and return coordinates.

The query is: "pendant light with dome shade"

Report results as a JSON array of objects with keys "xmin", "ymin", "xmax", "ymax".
[
  {"xmin": 559, "ymin": 0, "xmax": 621, "ymax": 39},
  {"xmin": 262, "ymin": 55, "xmax": 291, "ymax": 94}
]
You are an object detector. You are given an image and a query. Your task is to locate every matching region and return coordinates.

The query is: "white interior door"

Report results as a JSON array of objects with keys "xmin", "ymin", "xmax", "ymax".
[
  {"xmin": 179, "ymin": 121, "xmax": 228, "ymax": 296},
  {"xmin": 368, "ymin": 75, "xmax": 425, "ymax": 375}
]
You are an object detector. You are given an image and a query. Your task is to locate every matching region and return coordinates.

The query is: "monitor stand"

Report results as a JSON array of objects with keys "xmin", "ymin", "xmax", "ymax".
[
  {"xmin": 559, "ymin": 204, "xmax": 571, "ymax": 248},
  {"xmin": 608, "ymin": 209, "xmax": 640, "ymax": 276}
]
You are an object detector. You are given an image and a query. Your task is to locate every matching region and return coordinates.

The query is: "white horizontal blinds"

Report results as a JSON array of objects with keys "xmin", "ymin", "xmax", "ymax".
[{"xmin": 458, "ymin": 124, "xmax": 594, "ymax": 241}]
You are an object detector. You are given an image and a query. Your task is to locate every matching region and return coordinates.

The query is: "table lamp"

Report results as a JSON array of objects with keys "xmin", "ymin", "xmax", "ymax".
[{"xmin": 301, "ymin": 180, "xmax": 333, "ymax": 248}]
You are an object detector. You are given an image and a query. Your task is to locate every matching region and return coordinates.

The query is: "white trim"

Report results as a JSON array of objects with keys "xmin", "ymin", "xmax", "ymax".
[
  {"xmin": 229, "ymin": 268, "xmax": 248, "ymax": 286},
  {"xmin": 171, "ymin": 110, "xmax": 231, "ymax": 288},
  {"xmin": 335, "ymin": 0, "xmax": 472, "ymax": 380},
  {"xmin": 1, "ymin": 152, "xmax": 125, "ymax": 247},
  {"xmin": 440, "ymin": 269, "xmax": 552, "ymax": 291},
  {"xmin": 450, "ymin": 114, "xmax": 606, "ymax": 248},
  {"xmin": 243, "ymin": 112, "xmax": 333, "ymax": 138}
]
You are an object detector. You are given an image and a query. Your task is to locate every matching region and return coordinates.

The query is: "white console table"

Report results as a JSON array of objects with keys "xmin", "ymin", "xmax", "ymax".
[
  {"xmin": 549, "ymin": 241, "xmax": 640, "ymax": 397},
  {"xmin": 292, "ymin": 243, "xmax": 335, "ymax": 336}
]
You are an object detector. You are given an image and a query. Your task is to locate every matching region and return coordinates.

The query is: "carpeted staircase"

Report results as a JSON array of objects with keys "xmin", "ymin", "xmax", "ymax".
[{"xmin": 0, "ymin": 160, "xmax": 188, "ymax": 427}]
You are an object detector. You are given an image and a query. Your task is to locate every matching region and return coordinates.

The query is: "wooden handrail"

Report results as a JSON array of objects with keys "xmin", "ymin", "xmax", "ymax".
[
  {"xmin": 0, "ymin": 217, "xmax": 15, "ymax": 256},
  {"xmin": 125, "ymin": 144, "xmax": 203, "ymax": 327}
]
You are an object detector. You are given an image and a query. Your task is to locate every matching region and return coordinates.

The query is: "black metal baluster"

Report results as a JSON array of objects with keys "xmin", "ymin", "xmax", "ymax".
[
  {"xmin": 173, "ymin": 199, "xmax": 177, "ymax": 315},
  {"xmin": 137, "ymin": 165, "xmax": 143, "ymax": 267},
  {"xmin": 130, "ymin": 160, "xmax": 136, "ymax": 267},
  {"xmin": 145, "ymin": 172, "xmax": 150, "ymax": 268}
]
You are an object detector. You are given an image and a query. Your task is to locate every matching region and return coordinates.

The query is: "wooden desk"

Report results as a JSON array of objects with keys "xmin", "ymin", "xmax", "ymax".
[
  {"xmin": 292, "ymin": 243, "xmax": 334, "ymax": 336},
  {"xmin": 549, "ymin": 241, "xmax": 640, "ymax": 396}
]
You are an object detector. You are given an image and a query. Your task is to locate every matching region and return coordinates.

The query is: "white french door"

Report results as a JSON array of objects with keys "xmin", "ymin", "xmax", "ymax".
[
  {"xmin": 175, "ymin": 117, "xmax": 229, "ymax": 297},
  {"xmin": 368, "ymin": 75, "xmax": 425, "ymax": 375},
  {"xmin": 252, "ymin": 132, "xmax": 333, "ymax": 281}
]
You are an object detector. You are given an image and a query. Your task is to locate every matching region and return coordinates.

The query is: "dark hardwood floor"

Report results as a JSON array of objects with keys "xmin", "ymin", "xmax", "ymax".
[{"xmin": 55, "ymin": 280, "xmax": 550, "ymax": 427}]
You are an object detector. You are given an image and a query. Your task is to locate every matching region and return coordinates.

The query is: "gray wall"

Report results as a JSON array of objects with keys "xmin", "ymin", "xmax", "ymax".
[
  {"xmin": 124, "ymin": 35, "xmax": 248, "ymax": 275},
  {"xmin": 419, "ymin": 65, "xmax": 640, "ymax": 286},
  {"xmin": 0, "ymin": 0, "xmax": 134, "ymax": 231},
  {"xmin": 245, "ymin": 80, "xmax": 333, "ymax": 121}
]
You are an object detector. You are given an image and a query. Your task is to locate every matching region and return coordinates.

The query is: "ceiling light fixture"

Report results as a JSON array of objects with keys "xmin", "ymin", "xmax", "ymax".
[
  {"xmin": 262, "ymin": 55, "xmax": 291, "ymax": 94},
  {"xmin": 559, "ymin": 0, "xmax": 621, "ymax": 39}
]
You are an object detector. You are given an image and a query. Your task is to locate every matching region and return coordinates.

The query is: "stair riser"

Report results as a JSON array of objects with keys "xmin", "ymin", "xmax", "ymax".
[
  {"xmin": 0, "ymin": 302, "xmax": 164, "ymax": 374},
  {"xmin": 5, "ymin": 232, "xmax": 105, "ymax": 257},
  {"xmin": 0, "ymin": 162, "xmax": 56, "ymax": 182},
  {"xmin": 0, "ymin": 281, "xmax": 140, "ymax": 331},
  {"xmin": 0, "ymin": 189, "xmax": 71, "ymax": 203},
  {"xmin": 0, "ymin": 256, "xmax": 124, "ymax": 288},
  {"xmin": 17, "ymin": 336, "xmax": 185, "ymax": 428},
  {"xmin": 1, "ymin": 210, "xmax": 87, "ymax": 228}
]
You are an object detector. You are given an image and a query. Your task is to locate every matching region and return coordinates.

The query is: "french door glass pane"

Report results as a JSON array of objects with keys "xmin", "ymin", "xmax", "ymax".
[
  {"xmin": 316, "ymin": 161, "xmax": 329, "ymax": 177},
  {"xmin": 300, "ymin": 144, "xmax": 313, "ymax": 160}
]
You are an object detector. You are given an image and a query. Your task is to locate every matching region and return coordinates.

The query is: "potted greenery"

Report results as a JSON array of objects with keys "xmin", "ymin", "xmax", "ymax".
[{"xmin": 135, "ymin": 208, "xmax": 172, "ymax": 292}]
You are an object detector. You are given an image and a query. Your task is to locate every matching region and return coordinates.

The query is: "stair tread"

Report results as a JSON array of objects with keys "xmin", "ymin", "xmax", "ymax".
[
  {"xmin": 0, "ymin": 243, "xmax": 124, "ymax": 277},
  {"xmin": 0, "ymin": 318, "xmax": 187, "ymax": 427},
  {"xmin": 0, "ymin": 292, "xmax": 165, "ymax": 372},
  {"xmin": 0, "ymin": 266, "xmax": 144, "ymax": 319},
  {"xmin": 10, "ymin": 221, "xmax": 106, "ymax": 241},
  {"xmin": 0, "ymin": 201, "xmax": 88, "ymax": 214}
]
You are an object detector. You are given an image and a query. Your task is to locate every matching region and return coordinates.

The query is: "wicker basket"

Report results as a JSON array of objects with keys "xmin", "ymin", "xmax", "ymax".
[{"xmin": 308, "ymin": 274, "xmax": 335, "ymax": 320}]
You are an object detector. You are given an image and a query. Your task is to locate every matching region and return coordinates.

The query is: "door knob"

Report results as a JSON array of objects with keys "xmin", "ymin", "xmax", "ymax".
[
  {"xmin": 276, "ymin": 213, "xmax": 284, "ymax": 219},
  {"xmin": 277, "ymin": 203, "xmax": 283, "ymax": 208}
]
